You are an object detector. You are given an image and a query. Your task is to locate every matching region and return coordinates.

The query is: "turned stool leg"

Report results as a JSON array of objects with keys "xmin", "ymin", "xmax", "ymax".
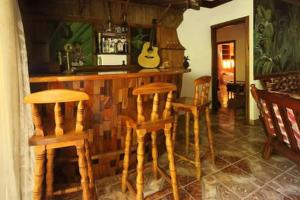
[
  {"xmin": 46, "ymin": 149, "xmax": 54, "ymax": 199},
  {"xmin": 122, "ymin": 124, "xmax": 132, "ymax": 192},
  {"xmin": 151, "ymin": 131, "xmax": 159, "ymax": 179},
  {"xmin": 76, "ymin": 144, "xmax": 90, "ymax": 200},
  {"xmin": 84, "ymin": 141, "xmax": 95, "ymax": 198},
  {"xmin": 185, "ymin": 112, "xmax": 190, "ymax": 153},
  {"xmin": 172, "ymin": 109, "xmax": 178, "ymax": 144},
  {"xmin": 33, "ymin": 146, "xmax": 46, "ymax": 200},
  {"xmin": 192, "ymin": 109, "xmax": 201, "ymax": 180},
  {"xmin": 205, "ymin": 107, "xmax": 215, "ymax": 164},
  {"xmin": 136, "ymin": 130, "xmax": 145, "ymax": 200},
  {"xmin": 164, "ymin": 124, "xmax": 179, "ymax": 200}
]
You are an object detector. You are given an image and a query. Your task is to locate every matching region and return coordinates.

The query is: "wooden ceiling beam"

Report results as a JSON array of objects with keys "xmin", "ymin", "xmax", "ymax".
[{"xmin": 201, "ymin": 0, "xmax": 232, "ymax": 8}]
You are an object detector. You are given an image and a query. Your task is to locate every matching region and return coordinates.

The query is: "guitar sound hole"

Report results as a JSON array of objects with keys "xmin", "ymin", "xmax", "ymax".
[{"xmin": 145, "ymin": 55, "xmax": 154, "ymax": 59}]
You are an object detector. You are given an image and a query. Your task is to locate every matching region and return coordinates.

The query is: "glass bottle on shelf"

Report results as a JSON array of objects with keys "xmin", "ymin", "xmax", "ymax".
[
  {"xmin": 123, "ymin": 40, "xmax": 128, "ymax": 53},
  {"xmin": 97, "ymin": 32, "xmax": 102, "ymax": 54},
  {"xmin": 121, "ymin": 13, "xmax": 128, "ymax": 33},
  {"xmin": 102, "ymin": 37, "xmax": 106, "ymax": 53},
  {"xmin": 117, "ymin": 39, "xmax": 124, "ymax": 53}
]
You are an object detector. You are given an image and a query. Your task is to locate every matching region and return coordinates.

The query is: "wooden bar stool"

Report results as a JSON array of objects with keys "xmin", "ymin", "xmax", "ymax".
[
  {"xmin": 24, "ymin": 89, "xmax": 95, "ymax": 200},
  {"xmin": 120, "ymin": 83, "xmax": 179, "ymax": 200},
  {"xmin": 172, "ymin": 76, "xmax": 215, "ymax": 180}
]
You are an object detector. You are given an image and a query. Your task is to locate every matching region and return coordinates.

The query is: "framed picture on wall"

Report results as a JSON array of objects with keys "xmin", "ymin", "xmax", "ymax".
[{"xmin": 254, "ymin": 0, "xmax": 300, "ymax": 78}]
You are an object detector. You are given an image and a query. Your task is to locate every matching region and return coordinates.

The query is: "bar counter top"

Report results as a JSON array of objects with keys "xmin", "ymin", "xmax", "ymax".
[{"xmin": 30, "ymin": 67, "xmax": 191, "ymax": 83}]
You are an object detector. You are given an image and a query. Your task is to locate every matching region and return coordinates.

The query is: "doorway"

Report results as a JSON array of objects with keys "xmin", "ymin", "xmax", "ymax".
[
  {"xmin": 217, "ymin": 41, "xmax": 236, "ymax": 108},
  {"xmin": 211, "ymin": 17, "xmax": 250, "ymax": 122}
]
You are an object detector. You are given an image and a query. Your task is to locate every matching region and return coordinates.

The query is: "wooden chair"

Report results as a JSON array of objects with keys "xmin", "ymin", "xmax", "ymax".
[
  {"xmin": 119, "ymin": 82, "xmax": 179, "ymax": 200},
  {"xmin": 172, "ymin": 76, "xmax": 215, "ymax": 179},
  {"xmin": 24, "ymin": 89, "xmax": 95, "ymax": 200},
  {"xmin": 251, "ymin": 85, "xmax": 300, "ymax": 166}
]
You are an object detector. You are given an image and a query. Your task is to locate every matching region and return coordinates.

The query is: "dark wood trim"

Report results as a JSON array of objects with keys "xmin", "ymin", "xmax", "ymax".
[
  {"xmin": 211, "ymin": 16, "xmax": 250, "ymax": 123},
  {"xmin": 211, "ymin": 25, "xmax": 218, "ymax": 111},
  {"xmin": 280, "ymin": 0, "xmax": 300, "ymax": 6},
  {"xmin": 216, "ymin": 40, "xmax": 236, "ymax": 83},
  {"xmin": 201, "ymin": 0, "xmax": 233, "ymax": 8}
]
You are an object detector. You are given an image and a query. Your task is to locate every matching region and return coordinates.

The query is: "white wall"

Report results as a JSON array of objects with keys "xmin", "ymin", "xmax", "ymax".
[
  {"xmin": 177, "ymin": 0, "xmax": 260, "ymax": 120},
  {"xmin": 217, "ymin": 23, "xmax": 246, "ymax": 82}
]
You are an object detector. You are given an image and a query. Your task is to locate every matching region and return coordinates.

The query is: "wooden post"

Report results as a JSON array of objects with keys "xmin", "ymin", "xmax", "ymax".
[
  {"xmin": 33, "ymin": 146, "xmax": 46, "ymax": 200},
  {"xmin": 185, "ymin": 112, "xmax": 190, "ymax": 153},
  {"xmin": 164, "ymin": 124, "xmax": 179, "ymax": 200},
  {"xmin": 192, "ymin": 109, "xmax": 201, "ymax": 179},
  {"xmin": 122, "ymin": 123, "xmax": 132, "ymax": 192},
  {"xmin": 205, "ymin": 107, "xmax": 215, "ymax": 164},
  {"xmin": 76, "ymin": 101, "xmax": 84, "ymax": 133},
  {"xmin": 172, "ymin": 109, "xmax": 178, "ymax": 144},
  {"xmin": 54, "ymin": 103, "xmax": 64, "ymax": 136},
  {"xmin": 84, "ymin": 141, "xmax": 95, "ymax": 198},
  {"xmin": 136, "ymin": 130, "xmax": 146, "ymax": 200},
  {"xmin": 76, "ymin": 144, "xmax": 90, "ymax": 200},
  {"xmin": 46, "ymin": 149, "xmax": 55, "ymax": 199}
]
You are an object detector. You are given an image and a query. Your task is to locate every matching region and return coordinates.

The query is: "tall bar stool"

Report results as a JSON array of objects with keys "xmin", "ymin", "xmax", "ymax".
[
  {"xmin": 120, "ymin": 83, "xmax": 179, "ymax": 200},
  {"xmin": 172, "ymin": 76, "xmax": 215, "ymax": 179},
  {"xmin": 24, "ymin": 89, "xmax": 95, "ymax": 200}
]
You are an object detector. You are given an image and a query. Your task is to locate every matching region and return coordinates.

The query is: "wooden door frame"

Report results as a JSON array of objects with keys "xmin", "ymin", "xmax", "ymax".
[
  {"xmin": 211, "ymin": 16, "xmax": 250, "ymax": 122},
  {"xmin": 217, "ymin": 40, "xmax": 236, "ymax": 83}
]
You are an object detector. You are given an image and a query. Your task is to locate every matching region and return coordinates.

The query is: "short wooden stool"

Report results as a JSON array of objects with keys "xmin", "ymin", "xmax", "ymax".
[
  {"xmin": 172, "ymin": 76, "xmax": 215, "ymax": 179},
  {"xmin": 120, "ymin": 83, "xmax": 179, "ymax": 200},
  {"xmin": 24, "ymin": 89, "xmax": 95, "ymax": 200}
]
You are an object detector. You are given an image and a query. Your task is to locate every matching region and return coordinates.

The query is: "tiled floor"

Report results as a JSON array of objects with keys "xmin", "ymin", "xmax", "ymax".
[{"xmin": 56, "ymin": 109, "xmax": 300, "ymax": 200}]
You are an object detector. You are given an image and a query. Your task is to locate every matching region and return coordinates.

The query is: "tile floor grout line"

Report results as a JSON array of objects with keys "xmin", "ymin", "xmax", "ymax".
[
  {"xmin": 181, "ymin": 187, "xmax": 196, "ymax": 200},
  {"xmin": 240, "ymin": 166, "xmax": 290, "ymax": 200},
  {"xmin": 286, "ymin": 166, "xmax": 300, "ymax": 180}
]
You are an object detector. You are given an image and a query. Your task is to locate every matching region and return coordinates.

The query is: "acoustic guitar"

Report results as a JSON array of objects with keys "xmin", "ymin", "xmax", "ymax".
[{"xmin": 138, "ymin": 19, "xmax": 160, "ymax": 68}]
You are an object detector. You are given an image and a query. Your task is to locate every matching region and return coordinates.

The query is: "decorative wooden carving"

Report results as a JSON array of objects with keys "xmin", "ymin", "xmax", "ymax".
[
  {"xmin": 260, "ymin": 72, "xmax": 300, "ymax": 94},
  {"xmin": 54, "ymin": 103, "xmax": 64, "ymax": 136}
]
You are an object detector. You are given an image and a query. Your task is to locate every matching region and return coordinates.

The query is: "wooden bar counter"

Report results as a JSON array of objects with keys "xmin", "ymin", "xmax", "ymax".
[{"xmin": 30, "ymin": 67, "xmax": 190, "ymax": 180}]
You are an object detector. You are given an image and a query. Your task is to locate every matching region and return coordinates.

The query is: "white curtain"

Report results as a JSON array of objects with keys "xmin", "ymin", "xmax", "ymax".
[{"xmin": 0, "ymin": 0, "xmax": 34, "ymax": 199}]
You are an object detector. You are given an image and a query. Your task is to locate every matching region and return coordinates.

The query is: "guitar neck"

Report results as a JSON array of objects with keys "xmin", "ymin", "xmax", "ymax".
[{"xmin": 149, "ymin": 19, "xmax": 157, "ymax": 49}]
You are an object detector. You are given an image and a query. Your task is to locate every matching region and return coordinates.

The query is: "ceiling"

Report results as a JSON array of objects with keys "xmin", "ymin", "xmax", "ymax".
[{"xmin": 121, "ymin": 0, "xmax": 232, "ymax": 10}]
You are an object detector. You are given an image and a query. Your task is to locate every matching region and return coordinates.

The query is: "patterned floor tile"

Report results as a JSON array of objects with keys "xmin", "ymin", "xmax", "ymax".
[
  {"xmin": 244, "ymin": 186, "xmax": 292, "ymax": 200},
  {"xmin": 234, "ymin": 156, "xmax": 283, "ymax": 186},
  {"xmin": 268, "ymin": 173, "xmax": 300, "ymax": 200},
  {"xmin": 287, "ymin": 165, "xmax": 300, "ymax": 179},
  {"xmin": 159, "ymin": 189, "xmax": 194, "ymax": 200},
  {"xmin": 202, "ymin": 176, "xmax": 240, "ymax": 200},
  {"xmin": 211, "ymin": 165, "xmax": 259, "ymax": 198},
  {"xmin": 184, "ymin": 180, "xmax": 202, "ymax": 199},
  {"xmin": 253, "ymin": 154, "xmax": 295, "ymax": 172}
]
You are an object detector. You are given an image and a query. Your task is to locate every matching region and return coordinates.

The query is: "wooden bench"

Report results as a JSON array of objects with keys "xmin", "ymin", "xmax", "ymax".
[{"xmin": 251, "ymin": 85, "xmax": 300, "ymax": 166}]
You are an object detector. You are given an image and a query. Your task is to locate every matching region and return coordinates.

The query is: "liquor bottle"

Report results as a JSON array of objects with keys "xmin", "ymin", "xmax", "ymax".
[
  {"xmin": 121, "ymin": 13, "xmax": 128, "ymax": 33},
  {"xmin": 117, "ymin": 39, "xmax": 124, "ymax": 53},
  {"xmin": 97, "ymin": 32, "xmax": 102, "ymax": 54},
  {"xmin": 123, "ymin": 40, "xmax": 128, "ymax": 53},
  {"xmin": 102, "ymin": 37, "xmax": 106, "ymax": 53}
]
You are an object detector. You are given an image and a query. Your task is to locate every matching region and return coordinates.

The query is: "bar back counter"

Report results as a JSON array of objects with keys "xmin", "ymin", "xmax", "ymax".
[{"xmin": 30, "ymin": 68, "xmax": 190, "ymax": 181}]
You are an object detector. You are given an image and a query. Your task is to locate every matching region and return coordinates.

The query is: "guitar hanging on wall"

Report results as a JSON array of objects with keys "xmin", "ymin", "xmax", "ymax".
[{"xmin": 138, "ymin": 19, "xmax": 160, "ymax": 68}]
